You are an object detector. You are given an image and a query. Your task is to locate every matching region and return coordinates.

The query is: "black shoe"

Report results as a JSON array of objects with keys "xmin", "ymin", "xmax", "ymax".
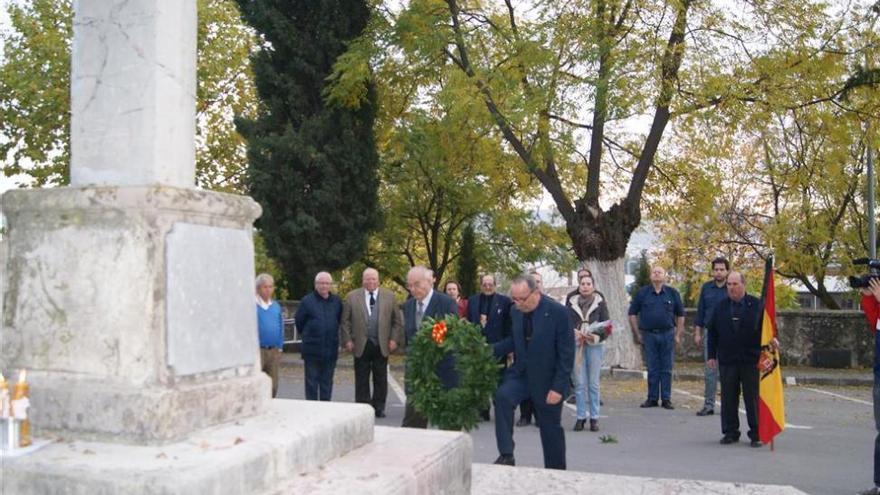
[
  {"xmin": 720, "ymin": 436, "xmax": 739, "ymax": 445},
  {"xmin": 589, "ymin": 419, "xmax": 599, "ymax": 432},
  {"xmin": 494, "ymin": 454, "xmax": 515, "ymax": 466},
  {"xmin": 640, "ymin": 399, "xmax": 659, "ymax": 408},
  {"xmin": 516, "ymin": 417, "xmax": 531, "ymax": 427},
  {"xmin": 696, "ymin": 406, "xmax": 714, "ymax": 416},
  {"xmin": 857, "ymin": 487, "xmax": 880, "ymax": 495},
  {"xmin": 375, "ymin": 410, "xmax": 386, "ymax": 418},
  {"xmin": 661, "ymin": 400, "xmax": 674, "ymax": 410},
  {"xmin": 566, "ymin": 395, "xmax": 576, "ymax": 404},
  {"xmin": 573, "ymin": 419, "xmax": 585, "ymax": 431},
  {"xmin": 750, "ymin": 439, "xmax": 763, "ymax": 448}
]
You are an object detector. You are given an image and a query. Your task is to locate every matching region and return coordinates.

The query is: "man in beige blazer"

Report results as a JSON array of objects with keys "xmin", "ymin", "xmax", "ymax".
[{"xmin": 340, "ymin": 268, "xmax": 404, "ymax": 417}]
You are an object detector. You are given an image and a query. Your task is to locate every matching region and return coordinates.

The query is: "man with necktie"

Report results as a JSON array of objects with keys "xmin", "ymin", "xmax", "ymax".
[
  {"xmin": 401, "ymin": 265, "xmax": 458, "ymax": 428},
  {"xmin": 340, "ymin": 268, "xmax": 404, "ymax": 418}
]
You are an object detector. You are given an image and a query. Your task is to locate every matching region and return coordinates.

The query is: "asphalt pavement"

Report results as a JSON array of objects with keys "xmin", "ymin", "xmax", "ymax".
[{"xmin": 278, "ymin": 357, "xmax": 875, "ymax": 495}]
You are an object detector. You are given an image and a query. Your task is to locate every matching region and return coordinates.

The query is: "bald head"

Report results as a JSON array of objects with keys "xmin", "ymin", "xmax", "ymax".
[
  {"xmin": 650, "ymin": 265, "xmax": 666, "ymax": 285},
  {"xmin": 407, "ymin": 266, "xmax": 433, "ymax": 300},
  {"xmin": 726, "ymin": 271, "xmax": 746, "ymax": 301}
]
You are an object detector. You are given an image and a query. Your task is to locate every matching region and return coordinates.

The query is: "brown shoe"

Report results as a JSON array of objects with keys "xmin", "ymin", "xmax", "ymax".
[{"xmin": 589, "ymin": 419, "xmax": 599, "ymax": 432}]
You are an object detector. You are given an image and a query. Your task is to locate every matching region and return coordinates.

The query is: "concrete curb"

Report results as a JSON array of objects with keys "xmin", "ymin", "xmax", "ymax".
[{"xmin": 603, "ymin": 367, "xmax": 873, "ymax": 387}]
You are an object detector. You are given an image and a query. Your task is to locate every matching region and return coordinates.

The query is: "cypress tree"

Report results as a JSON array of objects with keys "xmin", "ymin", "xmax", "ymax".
[
  {"xmin": 457, "ymin": 222, "xmax": 478, "ymax": 297},
  {"xmin": 631, "ymin": 250, "xmax": 651, "ymax": 296},
  {"xmin": 235, "ymin": 0, "xmax": 380, "ymax": 296}
]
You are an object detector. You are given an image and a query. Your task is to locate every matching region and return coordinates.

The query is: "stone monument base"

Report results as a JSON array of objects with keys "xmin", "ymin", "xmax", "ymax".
[
  {"xmin": 2, "ymin": 399, "xmax": 472, "ymax": 495},
  {"xmin": 1, "ymin": 186, "xmax": 269, "ymax": 443},
  {"xmin": 27, "ymin": 372, "xmax": 270, "ymax": 444}
]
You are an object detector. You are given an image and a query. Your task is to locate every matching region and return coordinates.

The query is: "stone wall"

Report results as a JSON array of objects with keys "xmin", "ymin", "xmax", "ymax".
[
  {"xmin": 676, "ymin": 308, "xmax": 874, "ymax": 368},
  {"xmin": 277, "ymin": 301, "xmax": 874, "ymax": 368}
]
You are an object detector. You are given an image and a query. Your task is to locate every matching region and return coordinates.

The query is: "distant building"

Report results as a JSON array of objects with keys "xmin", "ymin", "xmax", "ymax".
[{"xmin": 785, "ymin": 276, "xmax": 859, "ymax": 310}]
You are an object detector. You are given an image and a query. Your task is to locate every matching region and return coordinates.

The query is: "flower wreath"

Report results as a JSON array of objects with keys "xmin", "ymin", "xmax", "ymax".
[{"xmin": 407, "ymin": 315, "xmax": 500, "ymax": 431}]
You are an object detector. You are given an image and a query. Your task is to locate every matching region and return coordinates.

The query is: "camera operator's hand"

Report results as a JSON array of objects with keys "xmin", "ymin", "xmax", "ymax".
[{"xmin": 869, "ymin": 278, "xmax": 880, "ymax": 303}]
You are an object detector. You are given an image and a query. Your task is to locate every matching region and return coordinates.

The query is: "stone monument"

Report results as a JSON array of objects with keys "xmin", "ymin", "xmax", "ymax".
[{"xmin": 2, "ymin": 0, "xmax": 269, "ymax": 444}]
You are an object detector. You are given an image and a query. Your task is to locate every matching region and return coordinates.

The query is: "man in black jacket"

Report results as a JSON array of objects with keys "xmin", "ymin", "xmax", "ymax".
[{"xmin": 707, "ymin": 271, "xmax": 764, "ymax": 448}]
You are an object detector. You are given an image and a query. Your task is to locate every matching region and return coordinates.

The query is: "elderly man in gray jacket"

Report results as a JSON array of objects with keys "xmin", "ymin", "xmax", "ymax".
[{"xmin": 340, "ymin": 268, "xmax": 404, "ymax": 418}]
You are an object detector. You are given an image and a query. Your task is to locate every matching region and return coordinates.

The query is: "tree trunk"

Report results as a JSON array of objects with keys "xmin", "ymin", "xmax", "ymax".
[{"xmin": 584, "ymin": 258, "xmax": 642, "ymax": 370}]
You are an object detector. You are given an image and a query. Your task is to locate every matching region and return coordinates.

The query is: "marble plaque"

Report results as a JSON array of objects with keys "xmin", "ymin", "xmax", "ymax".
[{"xmin": 166, "ymin": 223, "xmax": 256, "ymax": 376}]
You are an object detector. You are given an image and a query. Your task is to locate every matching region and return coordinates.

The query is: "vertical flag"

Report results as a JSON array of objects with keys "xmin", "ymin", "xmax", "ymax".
[{"xmin": 758, "ymin": 255, "xmax": 785, "ymax": 445}]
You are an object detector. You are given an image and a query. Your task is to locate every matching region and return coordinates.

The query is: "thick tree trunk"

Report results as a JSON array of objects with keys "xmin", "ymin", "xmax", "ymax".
[{"xmin": 584, "ymin": 258, "xmax": 642, "ymax": 370}]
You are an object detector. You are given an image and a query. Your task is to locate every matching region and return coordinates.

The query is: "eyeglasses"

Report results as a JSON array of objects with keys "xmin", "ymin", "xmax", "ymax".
[{"xmin": 511, "ymin": 290, "xmax": 536, "ymax": 303}]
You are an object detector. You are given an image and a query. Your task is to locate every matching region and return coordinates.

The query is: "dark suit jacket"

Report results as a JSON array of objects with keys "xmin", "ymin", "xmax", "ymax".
[
  {"xmin": 403, "ymin": 291, "xmax": 459, "ymax": 389},
  {"xmin": 707, "ymin": 294, "xmax": 763, "ymax": 366},
  {"xmin": 467, "ymin": 293, "xmax": 513, "ymax": 344},
  {"xmin": 339, "ymin": 287, "xmax": 404, "ymax": 357},
  {"xmin": 494, "ymin": 295, "xmax": 574, "ymax": 400}
]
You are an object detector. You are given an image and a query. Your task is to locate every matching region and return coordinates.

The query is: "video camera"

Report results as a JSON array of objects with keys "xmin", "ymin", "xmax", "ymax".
[{"xmin": 848, "ymin": 258, "xmax": 880, "ymax": 289}]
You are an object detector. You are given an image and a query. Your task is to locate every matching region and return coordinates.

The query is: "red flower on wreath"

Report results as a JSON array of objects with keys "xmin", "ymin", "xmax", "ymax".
[{"xmin": 431, "ymin": 321, "xmax": 448, "ymax": 344}]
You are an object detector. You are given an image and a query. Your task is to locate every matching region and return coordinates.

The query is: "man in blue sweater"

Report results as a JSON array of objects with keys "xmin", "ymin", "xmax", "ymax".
[
  {"xmin": 256, "ymin": 273, "xmax": 284, "ymax": 397},
  {"xmin": 295, "ymin": 271, "xmax": 343, "ymax": 401}
]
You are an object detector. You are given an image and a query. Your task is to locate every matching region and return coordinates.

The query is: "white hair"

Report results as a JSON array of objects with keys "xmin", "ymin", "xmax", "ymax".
[
  {"xmin": 315, "ymin": 271, "xmax": 333, "ymax": 283},
  {"xmin": 255, "ymin": 273, "xmax": 274, "ymax": 289},
  {"xmin": 407, "ymin": 265, "xmax": 431, "ymax": 281}
]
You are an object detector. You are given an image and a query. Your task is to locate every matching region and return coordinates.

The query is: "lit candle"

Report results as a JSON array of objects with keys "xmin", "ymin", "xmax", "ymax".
[
  {"xmin": 11, "ymin": 370, "xmax": 30, "ymax": 447},
  {"xmin": 0, "ymin": 372, "xmax": 8, "ymax": 419}
]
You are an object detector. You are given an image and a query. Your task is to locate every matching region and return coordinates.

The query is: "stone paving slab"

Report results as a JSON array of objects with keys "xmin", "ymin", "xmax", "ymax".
[
  {"xmin": 266, "ymin": 426, "xmax": 471, "ymax": 495},
  {"xmin": 1, "ymin": 399, "xmax": 374, "ymax": 495},
  {"xmin": 472, "ymin": 464, "xmax": 808, "ymax": 494}
]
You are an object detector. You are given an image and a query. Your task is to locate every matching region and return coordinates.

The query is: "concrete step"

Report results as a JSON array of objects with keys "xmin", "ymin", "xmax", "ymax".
[
  {"xmin": 2, "ymin": 399, "xmax": 374, "ymax": 495},
  {"xmin": 266, "ymin": 426, "xmax": 472, "ymax": 495},
  {"xmin": 472, "ymin": 464, "xmax": 808, "ymax": 494}
]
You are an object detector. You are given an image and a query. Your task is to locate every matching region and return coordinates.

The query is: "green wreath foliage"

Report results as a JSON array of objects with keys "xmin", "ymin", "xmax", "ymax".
[{"xmin": 408, "ymin": 315, "xmax": 501, "ymax": 431}]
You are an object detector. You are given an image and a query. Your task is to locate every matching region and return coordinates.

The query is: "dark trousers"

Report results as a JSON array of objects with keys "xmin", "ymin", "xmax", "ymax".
[
  {"xmin": 719, "ymin": 363, "xmax": 759, "ymax": 440},
  {"xmin": 304, "ymin": 357, "xmax": 336, "ymax": 401},
  {"xmin": 873, "ymin": 377, "xmax": 880, "ymax": 485},
  {"xmin": 354, "ymin": 340, "xmax": 388, "ymax": 413},
  {"xmin": 519, "ymin": 399, "xmax": 534, "ymax": 422},
  {"xmin": 494, "ymin": 370, "xmax": 566, "ymax": 470},
  {"xmin": 643, "ymin": 329, "xmax": 674, "ymax": 401}
]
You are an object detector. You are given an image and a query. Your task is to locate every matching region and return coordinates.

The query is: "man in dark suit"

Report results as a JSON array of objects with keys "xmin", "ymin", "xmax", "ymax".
[
  {"xmin": 468, "ymin": 274, "xmax": 512, "ymax": 420},
  {"xmin": 340, "ymin": 268, "xmax": 404, "ymax": 418},
  {"xmin": 707, "ymin": 271, "xmax": 770, "ymax": 448},
  {"xmin": 468, "ymin": 274, "xmax": 513, "ymax": 344},
  {"xmin": 401, "ymin": 265, "xmax": 459, "ymax": 428},
  {"xmin": 492, "ymin": 274, "xmax": 574, "ymax": 470}
]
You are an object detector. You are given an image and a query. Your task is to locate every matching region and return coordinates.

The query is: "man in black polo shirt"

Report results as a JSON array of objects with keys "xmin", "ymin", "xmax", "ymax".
[{"xmin": 628, "ymin": 265, "xmax": 685, "ymax": 409}]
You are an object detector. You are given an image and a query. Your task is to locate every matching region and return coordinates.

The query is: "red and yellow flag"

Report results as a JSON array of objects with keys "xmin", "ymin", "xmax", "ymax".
[{"xmin": 758, "ymin": 255, "xmax": 785, "ymax": 445}]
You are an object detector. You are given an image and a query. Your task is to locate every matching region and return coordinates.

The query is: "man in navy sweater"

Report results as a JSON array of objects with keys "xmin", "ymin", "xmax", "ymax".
[
  {"xmin": 256, "ymin": 273, "xmax": 284, "ymax": 397},
  {"xmin": 693, "ymin": 257, "xmax": 730, "ymax": 416},
  {"xmin": 295, "ymin": 272, "xmax": 343, "ymax": 401}
]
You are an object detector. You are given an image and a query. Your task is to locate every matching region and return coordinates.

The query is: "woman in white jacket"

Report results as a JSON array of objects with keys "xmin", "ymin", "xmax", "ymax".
[{"xmin": 567, "ymin": 274, "xmax": 611, "ymax": 432}]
